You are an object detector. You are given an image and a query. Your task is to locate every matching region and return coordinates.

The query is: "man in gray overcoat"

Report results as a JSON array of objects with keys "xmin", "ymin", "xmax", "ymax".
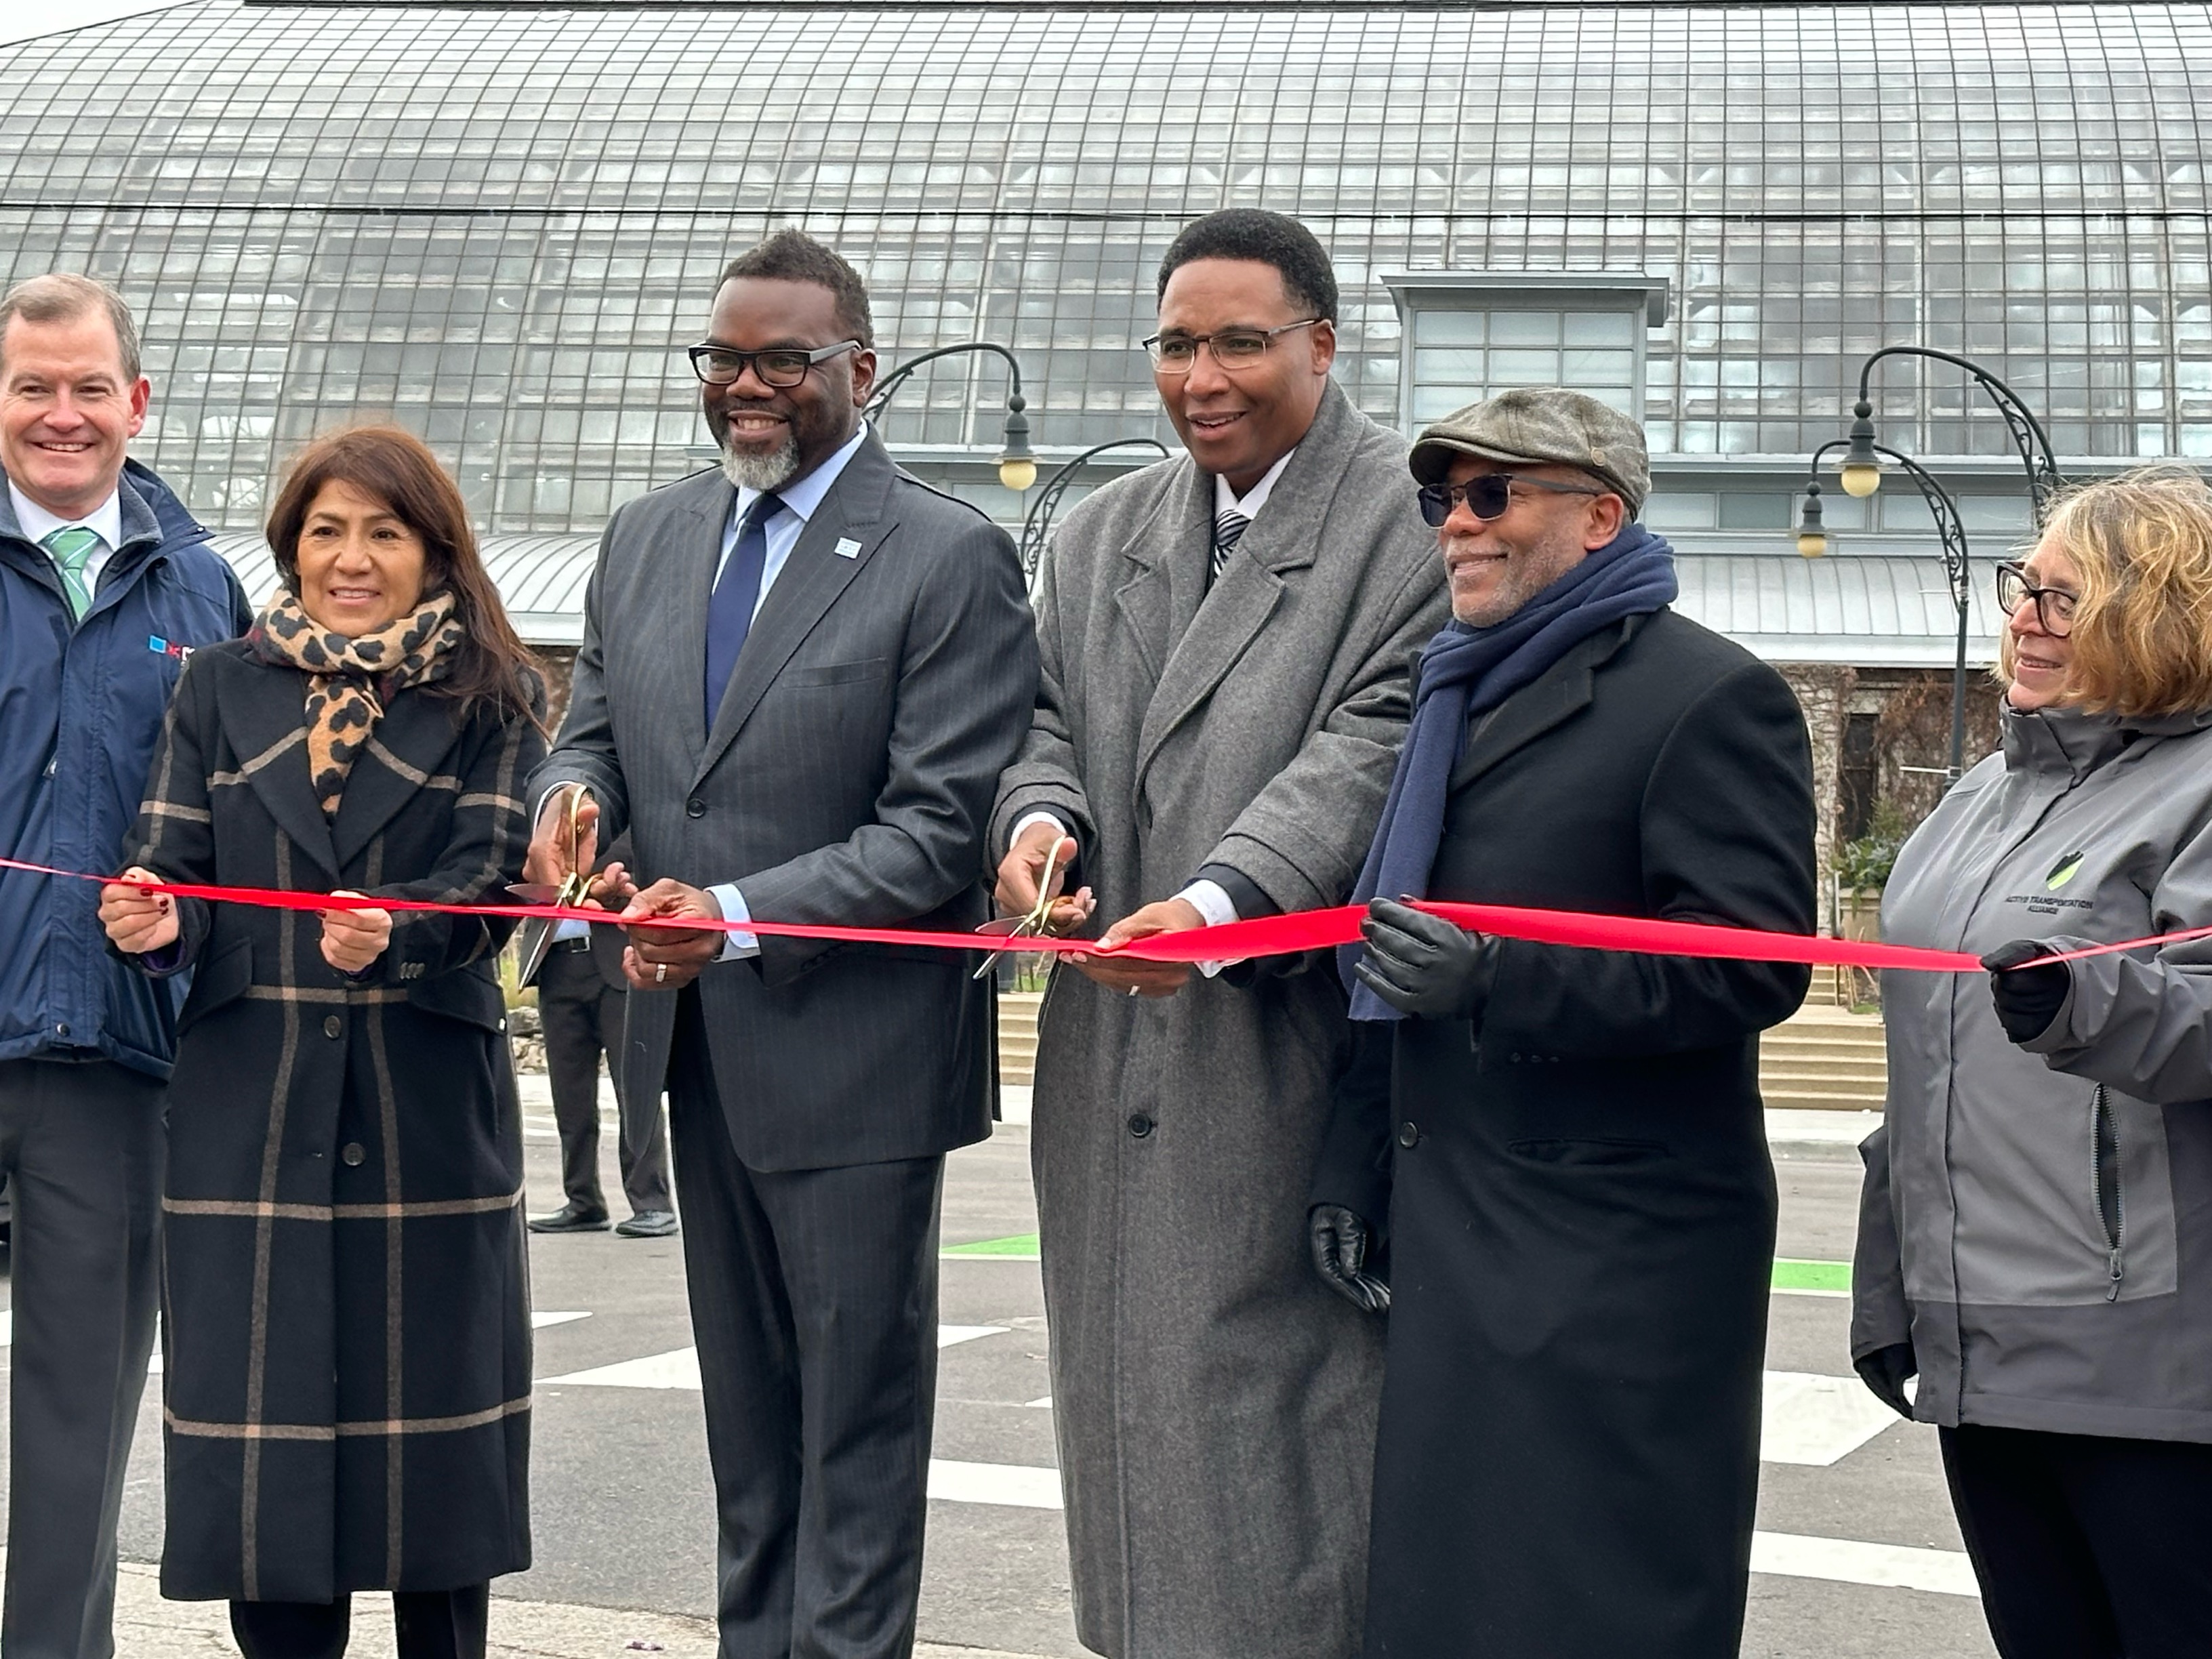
[{"xmin": 989, "ymin": 209, "xmax": 1448, "ymax": 1659}]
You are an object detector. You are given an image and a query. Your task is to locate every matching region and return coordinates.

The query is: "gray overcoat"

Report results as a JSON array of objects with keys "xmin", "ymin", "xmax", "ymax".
[{"xmin": 991, "ymin": 381, "xmax": 1449, "ymax": 1659}]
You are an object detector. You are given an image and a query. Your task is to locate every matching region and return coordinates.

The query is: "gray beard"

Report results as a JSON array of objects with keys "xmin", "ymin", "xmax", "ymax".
[{"xmin": 720, "ymin": 430, "xmax": 800, "ymax": 493}]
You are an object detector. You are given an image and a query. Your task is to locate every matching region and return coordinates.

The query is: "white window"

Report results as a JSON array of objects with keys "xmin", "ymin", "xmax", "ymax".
[{"xmin": 1382, "ymin": 274, "xmax": 1667, "ymax": 434}]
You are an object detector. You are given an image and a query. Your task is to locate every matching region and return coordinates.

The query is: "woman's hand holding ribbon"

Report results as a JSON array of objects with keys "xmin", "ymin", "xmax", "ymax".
[
  {"xmin": 318, "ymin": 891, "xmax": 392, "ymax": 975},
  {"xmin": 100, "ymin": 865, "xmax": 180, "ymax": 955}
]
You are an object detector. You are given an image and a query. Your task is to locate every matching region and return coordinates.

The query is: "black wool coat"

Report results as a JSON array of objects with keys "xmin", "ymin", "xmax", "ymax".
[
  {"xmin": 1319, "ymin": 609, "xmax": 1817, "ymax": 1659},
  {"xmin": 126, "ymin": 640, "xmax": 544, "ymax": 1603}
]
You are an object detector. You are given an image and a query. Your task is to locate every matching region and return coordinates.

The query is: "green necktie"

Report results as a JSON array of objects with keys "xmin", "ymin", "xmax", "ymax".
[{"xmin": 41, "ymin": 525, "xmax": 101, "ymax": 620}]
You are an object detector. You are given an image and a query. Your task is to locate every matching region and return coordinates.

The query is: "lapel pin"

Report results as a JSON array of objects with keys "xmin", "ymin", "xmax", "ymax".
[{"xmin": 834, "ymin": 537, "xmax": 863, "ymax": 560}]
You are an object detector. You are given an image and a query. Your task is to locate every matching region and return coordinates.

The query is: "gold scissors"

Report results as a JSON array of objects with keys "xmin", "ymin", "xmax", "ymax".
[
  {"xmin": 510, "ymin": 786, "xmax": 598, "ymax": 985},
  {"xmin": 972, "ymin": 837, "xmax": 1064, "ymax": 981}
]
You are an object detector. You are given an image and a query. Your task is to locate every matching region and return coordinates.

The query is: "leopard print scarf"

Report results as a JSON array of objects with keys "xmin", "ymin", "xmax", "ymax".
[{"xmin": 251, "ymin": 587, "xmax": 465, "ymax": 817}]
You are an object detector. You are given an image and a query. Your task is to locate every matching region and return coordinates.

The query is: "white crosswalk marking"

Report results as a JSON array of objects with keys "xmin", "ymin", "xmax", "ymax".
[
  {"xmin": 541, "ymin": 1326, "xmax": 1008, "ymax": 1390},
  {"xmin": 926, "ymin": 1460, "xmax": 1063, "ymax": 1509},
  {"xmin": 1752, "ymin": 1530, "xmax": 1980, "ymax": 1597},
  {"xmin": 1760, "ymin": 1370, "xmax": 1900, "ymax": 1466},
  {"xmin": 915, "ymin": 1456, "xmax": 1978, "ymax": 1597}
]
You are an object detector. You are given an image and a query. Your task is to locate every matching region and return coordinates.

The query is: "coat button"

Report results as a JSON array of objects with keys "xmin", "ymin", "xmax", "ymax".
[
  {"xmin": 54, "ymin": 1022, "xmax": 69, "ymax": 1038},
  {"xmin": 1397, "ymin": 1122, "xmax": 1421, "ymax": 1149},
  {"xmin": 1127, "ymin": 1113, "xmax": 1153, "ymax": 1138},
  {"xmin": 686, "ymin": 798, "xmax": 706, "ymax": 819},
  {"xmin": 323, "ymin": 1015, "xmax": 342, "ymax": 1039},
  {"xmin": 340, "ymin": 1142, "xmax": 365, "ymax": 1166}
]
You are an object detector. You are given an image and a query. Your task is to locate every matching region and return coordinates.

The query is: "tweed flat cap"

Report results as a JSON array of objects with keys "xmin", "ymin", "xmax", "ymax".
[{"xmin": 1408, "ymin": 386, "xmax": 1651, "ymax": 514}]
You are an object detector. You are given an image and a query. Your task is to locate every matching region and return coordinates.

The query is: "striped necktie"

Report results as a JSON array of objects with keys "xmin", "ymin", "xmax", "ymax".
[
  {"xmin": 42, "ymin": 525, "xmax": 102, "ymax": 620},
  {"xmin": 1210, "ymin": 508, "xmax": 1250, "ymax": 583}
]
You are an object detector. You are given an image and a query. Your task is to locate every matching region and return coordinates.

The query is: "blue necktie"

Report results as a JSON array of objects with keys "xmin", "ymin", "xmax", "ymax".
[{"xmin": 704, "ymin": 491, "xmax": 785, "ymax": 725}]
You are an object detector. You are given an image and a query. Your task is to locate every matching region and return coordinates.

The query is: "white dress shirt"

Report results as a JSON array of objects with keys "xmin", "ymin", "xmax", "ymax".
[
  {"xmin": 1010, "ymin": 446, "xmax": 1300, "ymax": 969},
  {"xmin": 9, "ymin": 479, "xmax": 125, "ymax": 595}
]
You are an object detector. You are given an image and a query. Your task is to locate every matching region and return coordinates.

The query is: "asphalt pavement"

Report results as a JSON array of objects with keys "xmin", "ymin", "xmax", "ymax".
[{"xmin": 0, "ymin": 1080, "xmax": 1999, "ymax": 1658}]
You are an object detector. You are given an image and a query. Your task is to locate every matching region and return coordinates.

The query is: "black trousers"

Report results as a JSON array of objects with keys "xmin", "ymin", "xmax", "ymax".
[
  {"xmin": 0, "ymin": 1057, "xmax": 164, "ymax": 1659},
  {"xmin": 668, "ymin": 989, "xmax": 944, "ymax": 1659},
  {"xmin": 1942, "ymin": 1423, "xmax": 2212, "ymax": 1659},
  {"xmin": 537, "ymin": 944, "xmax": 670, "ymax": 1216},
  {"xmin": 229, "ymin": 1584, "xmax": 489, "ymax": 1658}
]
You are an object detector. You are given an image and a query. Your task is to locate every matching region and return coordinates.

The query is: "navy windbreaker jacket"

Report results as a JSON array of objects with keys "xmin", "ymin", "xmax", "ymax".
[{"xmin": 0, "ymin": 458, "xmax": 251, "ymax": 1077}]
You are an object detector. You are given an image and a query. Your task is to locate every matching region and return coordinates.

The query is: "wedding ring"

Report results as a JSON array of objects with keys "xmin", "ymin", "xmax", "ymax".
[{"xmin": 655, "ymin": 962, "xmax": 668, "ymax": 985}]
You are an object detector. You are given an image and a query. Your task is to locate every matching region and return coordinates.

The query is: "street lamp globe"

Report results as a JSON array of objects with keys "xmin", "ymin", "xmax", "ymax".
[
  {"xmin": 997, "ymin": 396, "xmax": 1036, "ymax": 492},
  {"xmin": 1796, "ymin": 483, "xmax": 1828, "ymax": 558},
  {"xmin": 1840, "ymin": 401, "xmax": 1884, "ymax": 497}
]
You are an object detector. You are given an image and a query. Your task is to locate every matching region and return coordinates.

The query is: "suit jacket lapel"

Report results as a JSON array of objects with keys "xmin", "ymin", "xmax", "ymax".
[
  {"xmin": 674, "ymin": 474, "xmax": 734, "ymax": 766},
  {"xmin": 331, "ymin": 689, "xmax": 463, "ymax": 869},
  {"xmin": 1107, "ymin": 457, "xmax": 1206, "ymax": 687},
  {"xmin": 1132, "ymin": 384, "xmax": 1355, "ymax": 790},
  {"xmin": 1448, "ymin": 617, "xmax": 1641, "ymax": 792},
  {"xmin": 693, "ymin": 432, "xmax": 895, "ymax": 788},
  {"xmin": 222, "ymin": 661, "xmax": 342, "ymax": 882}
]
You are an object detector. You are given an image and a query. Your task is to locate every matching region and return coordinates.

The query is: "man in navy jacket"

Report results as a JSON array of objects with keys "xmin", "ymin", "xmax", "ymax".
[{"xmin": 0, "ymin": 274, "xmax": 249, "ymax": 1658}]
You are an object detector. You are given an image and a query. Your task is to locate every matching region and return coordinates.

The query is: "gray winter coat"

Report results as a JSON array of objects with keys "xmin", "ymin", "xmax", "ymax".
[
  {"xmin": 1854, "ymin": 702, "xmax": 2212, "ymax": 1443},
  {"xmin": 991, "ymin": 380, "xmax": 1450, "ymax": 1659}
]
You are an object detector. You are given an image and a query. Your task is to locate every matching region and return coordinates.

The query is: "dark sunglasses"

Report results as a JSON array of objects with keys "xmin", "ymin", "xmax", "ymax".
[{"xmin": 1416, "ymin": 473, "xmax": 1605, "ymax": 528}]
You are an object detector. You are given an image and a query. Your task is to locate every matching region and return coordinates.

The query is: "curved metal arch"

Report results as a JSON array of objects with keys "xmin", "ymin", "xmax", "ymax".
[
  {"xmin": 1018, "ymin": 436, "xmax": 1171, "ymax": 581},
  {"xmin": 1856, "ymin": 345, "xmax": 2063, "ymax": 525}
]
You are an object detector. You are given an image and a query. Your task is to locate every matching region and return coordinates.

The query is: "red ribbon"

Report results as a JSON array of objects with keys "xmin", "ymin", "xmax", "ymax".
[{"xmin": 1, "ymin": 852, "xmax": 2188, "ymax": 974}]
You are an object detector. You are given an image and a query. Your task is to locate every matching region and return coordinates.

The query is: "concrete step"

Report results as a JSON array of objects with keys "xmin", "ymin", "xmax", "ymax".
[
  {"xmin": 1763, "ymin": 1088, "xmax": 1886, "ymax": 1112},
  {"xmin": 1761, "ymin": 1050, "xmax": 1887, "ymax": 1076},
  {"xmin": 1759, "ymin": 1073, "xmax": 1886, "ymax": 1099}
]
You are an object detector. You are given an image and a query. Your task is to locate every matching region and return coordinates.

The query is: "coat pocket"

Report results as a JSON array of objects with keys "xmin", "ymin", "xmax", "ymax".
[
  {"xmin": 1507, "ymin": 1137, "xmax": 1671, "ymax": 1168},
  {"xmin": 405, "ymin": 965, "xmax": 508, "ymax": 1033},
  {"xmin": 781, "ymin": 657, "xmax": 890, "ymax": 689},
  {"xmin": 2091, "ymin": 1084, "xmax": 2126, "ymax": 1301},
  {"xmin": 176, "ymin": 937, "xmax": 251, "ymax": 1034}
]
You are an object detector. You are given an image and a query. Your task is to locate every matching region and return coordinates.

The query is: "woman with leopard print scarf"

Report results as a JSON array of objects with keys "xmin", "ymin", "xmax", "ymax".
[{"xmin": 100, "ymin": 426, "xmax": 545, "ymax": 1658}]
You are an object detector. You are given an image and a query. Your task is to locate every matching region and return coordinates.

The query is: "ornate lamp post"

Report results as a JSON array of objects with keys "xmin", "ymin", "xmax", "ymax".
[
  {"xmin": 1837, "ymin": 345, "xmax": 2062, "ymax": 523},
  {"xmin": 1800, "ymin": 436, "xmax": 1977, "ymax": 779},
  {"xmin": 1017, "ymin": 437, "xmax": 1170, "ymax": 580},
  {"xmin": 863, "ymin": 341, "xmax": 1036, "ymax": 492}
]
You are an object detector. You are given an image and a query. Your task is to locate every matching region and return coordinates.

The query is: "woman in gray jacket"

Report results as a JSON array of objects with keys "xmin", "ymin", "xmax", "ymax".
[{"xmin": 1854, "ymin": 468, "xmax": 2212, "ymax": 1659}]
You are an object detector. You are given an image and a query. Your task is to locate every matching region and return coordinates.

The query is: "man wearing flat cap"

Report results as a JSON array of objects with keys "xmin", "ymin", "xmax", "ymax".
[{"xmin": 1313, "ymin": 386, "xmax": 1818, "ymax": 1657}]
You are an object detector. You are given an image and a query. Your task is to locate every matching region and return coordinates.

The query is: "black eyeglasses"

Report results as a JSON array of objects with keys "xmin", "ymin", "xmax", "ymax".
[
  {"xmin": 1994, "ymin": 560, "xmax": 2078, "ymax": 638},
  {"xmin": 686, "ymin": 340, "xmax": 861, "ymax": 388},
  {"xmin": 1416, "ymin": 473, "xmax": 1605, "ymax": 528},
  {"xmin": 1142, "ymin": 319, "xmax": 1322, "ymax": 373}
]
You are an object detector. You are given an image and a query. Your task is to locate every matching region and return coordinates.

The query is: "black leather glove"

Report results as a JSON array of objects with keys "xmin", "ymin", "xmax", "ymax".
[
  {"xmin": 1853, "ymin": 1341, "xmax": 1918, "ymax": 1419},
  {"xmin": 1982, "ymin": 939, "xmax": 2072, "ymax": 1045},
  {"xmin": 1308, "ymin": 1204, "xmax": 1389, "ymax": 1315},
  {"xmin": 1354, "ymin": 897, "xmax": 1500, "ymax": 1021}
]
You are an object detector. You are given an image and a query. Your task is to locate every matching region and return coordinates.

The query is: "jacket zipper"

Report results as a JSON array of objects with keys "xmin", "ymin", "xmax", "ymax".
[{"xmin": 2091, "ymin": 1084, "xmax": 2125, "ymax": 1300}]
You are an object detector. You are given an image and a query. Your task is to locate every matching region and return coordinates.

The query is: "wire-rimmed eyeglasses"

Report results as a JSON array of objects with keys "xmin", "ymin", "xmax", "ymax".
[{"xmin": 1142, "ymin": 319, "xmax": 1322, "ymax": 374}]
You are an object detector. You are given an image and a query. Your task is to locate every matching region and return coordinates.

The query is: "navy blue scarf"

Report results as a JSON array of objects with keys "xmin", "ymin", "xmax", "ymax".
[{"xmin": 1341, "ymin": 523, "xmax": 1679, "ymax": 1021}]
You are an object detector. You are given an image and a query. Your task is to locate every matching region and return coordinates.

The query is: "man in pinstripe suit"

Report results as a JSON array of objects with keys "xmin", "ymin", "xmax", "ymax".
[{"xmin": 527, "ymin": 231, "xmax": 1038, "ymax": 1659}]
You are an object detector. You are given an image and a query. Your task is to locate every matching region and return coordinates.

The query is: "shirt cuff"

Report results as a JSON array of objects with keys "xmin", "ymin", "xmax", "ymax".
[
  {"xmin": 1011, "ymin": 809, "xmax": 1071, "ymax": 848},
  {"xmin": 1174, "ymin": 878, "xmax": 1239, "ymax": 979},
  {"xmin": 705, "ymin": 882, "xmax": 759, "ymax": 962}
]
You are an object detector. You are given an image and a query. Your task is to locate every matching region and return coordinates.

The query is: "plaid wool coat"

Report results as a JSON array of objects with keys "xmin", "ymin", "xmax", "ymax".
[{"xmin": 126, "ymin": 638, "xmax": 543, "ymax": 1603}]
